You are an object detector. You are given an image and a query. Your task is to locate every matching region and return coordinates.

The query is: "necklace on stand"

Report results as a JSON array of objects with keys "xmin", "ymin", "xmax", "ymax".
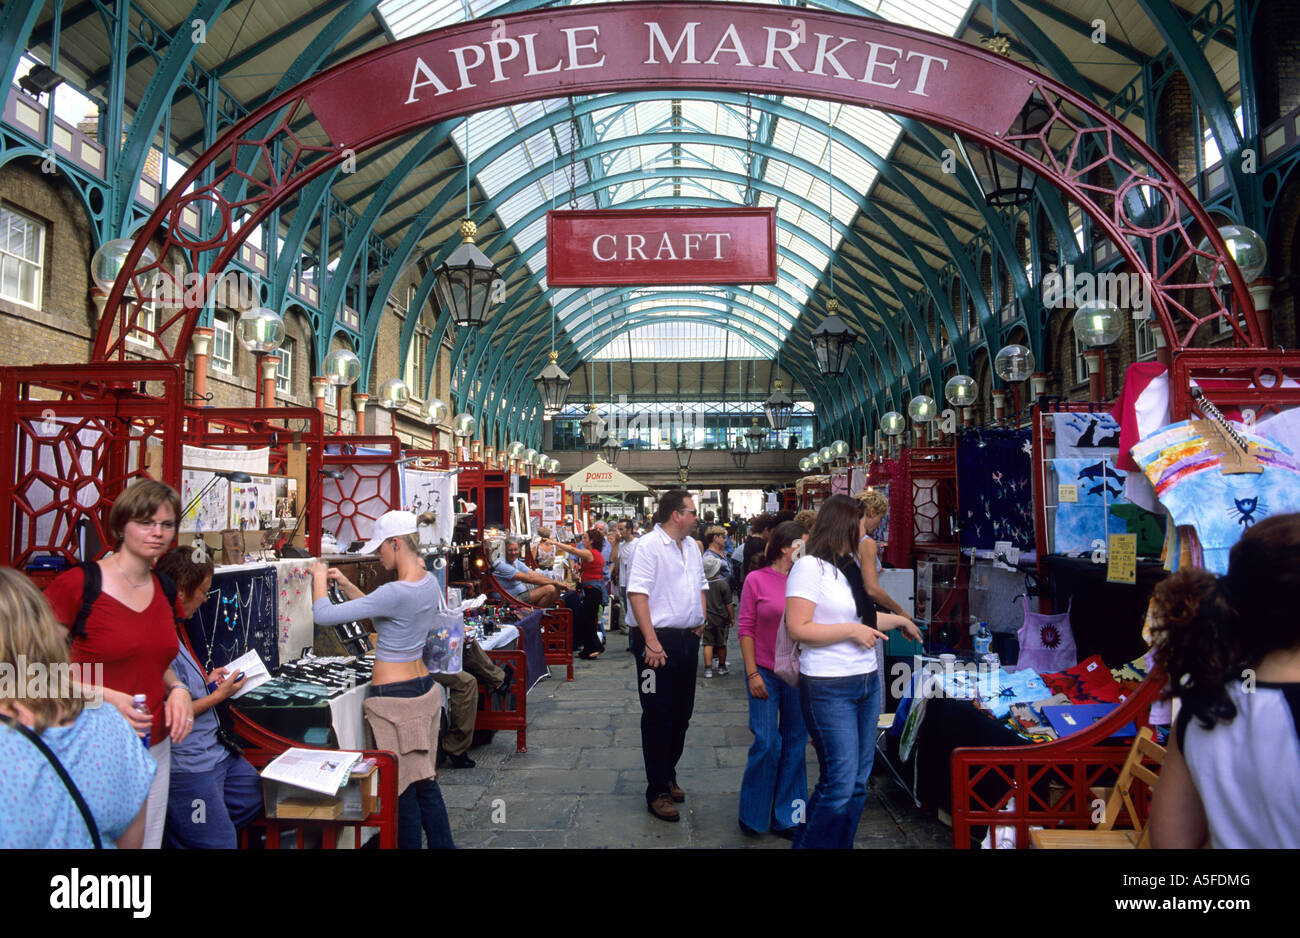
[{"xmin": 113, "ymin": 553, "xmax": 149, "ymax": 590}]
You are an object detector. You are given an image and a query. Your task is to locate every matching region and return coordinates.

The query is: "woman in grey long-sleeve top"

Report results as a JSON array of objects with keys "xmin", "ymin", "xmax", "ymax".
[{"xmin": 310, "ymin": 509, "xmax": 454, "ymax": 849}]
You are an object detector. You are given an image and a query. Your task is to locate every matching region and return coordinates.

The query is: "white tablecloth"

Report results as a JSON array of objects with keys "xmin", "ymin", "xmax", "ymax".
[{"xmin": 475, "ymin": 623, "xmax": 519, "ymax": 651}]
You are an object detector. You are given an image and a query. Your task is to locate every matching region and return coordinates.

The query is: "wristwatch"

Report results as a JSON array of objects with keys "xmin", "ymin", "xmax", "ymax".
[{"xmin": 166, "ymin": 682, "xmax": 191, "ymax": 697}]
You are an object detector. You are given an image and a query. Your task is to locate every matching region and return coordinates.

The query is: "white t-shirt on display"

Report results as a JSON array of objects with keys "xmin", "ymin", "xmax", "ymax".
[{"xmin": 785, "ymin": 555, "xmax": 877, "ymax": 678}]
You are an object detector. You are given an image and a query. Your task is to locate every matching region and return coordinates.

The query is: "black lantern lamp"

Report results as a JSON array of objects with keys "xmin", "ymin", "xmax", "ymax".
[
  {"xmin": 579, "ymin": 403, "xmax": 605, "ymax": 447},
  {"xmin": 673, "ymin": 438, "xmax": 693, "ymax": 472},
  {"xmin": 953, "ymin": 92, "xmax": 1051, "ymax": 208},
  {"xmin": 809, "ymin": 299, "xmax": 857, "ymax": 376},
  {"xmin": 764, "ymin": 379, "xmax": 795, "ymax": 432},
  {"xmin": 19, "ymin": 63, "xmax": 63, "ymax": 97},
  {"xmin": 434, "ymin": 219, "xmax": 503, "ymax": 328},
  {"xmin": 731, "ymin": 438, "xmax": 751, "ymax": 470},
  {"xmin": 745, "ymin": 416, "xmax": 766, "ymax": 451},
  {"xmin": 600, "ymin": 435, "xmax": 622, "ymax": 466},
  {"xmin": 534, "ymin": 350, "xmax": 572, "ymax": 417}
]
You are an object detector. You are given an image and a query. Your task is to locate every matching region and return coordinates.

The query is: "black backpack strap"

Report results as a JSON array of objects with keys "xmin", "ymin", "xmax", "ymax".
[
  {"xmin": 71, "ymin": 561, "xmax": 102, "ymax": 642},
  {"xmin": 153, "ymin": 569, "xmax": 178, "ymax": 613},
  {"xmin": 0, "ymin": 715, "xmax": 102, "ymax": 848}
]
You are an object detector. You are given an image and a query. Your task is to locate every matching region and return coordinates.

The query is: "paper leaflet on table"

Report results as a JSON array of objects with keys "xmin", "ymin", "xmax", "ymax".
[{"xmin": 260, "ymin": 747, "xmax": 363, "ymax": 796}]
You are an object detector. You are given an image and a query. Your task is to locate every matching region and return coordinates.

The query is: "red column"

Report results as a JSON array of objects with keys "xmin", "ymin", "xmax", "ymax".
[
  {"xmin": 311, "ymin": 376, "xmax": 329, "ymax": 415},
  {"xmin": 260, "ymin": 355, "xmax": 278, "ymax": 408}
]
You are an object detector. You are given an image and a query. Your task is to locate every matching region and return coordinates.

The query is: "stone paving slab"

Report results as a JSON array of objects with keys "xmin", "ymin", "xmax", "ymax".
[{"xmin": 434, "ymin": 626, "xmax": 952, "ymax": 849}]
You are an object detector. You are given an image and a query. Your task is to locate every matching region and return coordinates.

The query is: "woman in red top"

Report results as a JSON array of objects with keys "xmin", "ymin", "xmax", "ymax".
[
  {"xmin": 548, "ymin": 530, "xmax": 605, "ymax": 659},
  {"xmin": 44, "ymin": 479, "xmax": 195, "ymax": 849}
]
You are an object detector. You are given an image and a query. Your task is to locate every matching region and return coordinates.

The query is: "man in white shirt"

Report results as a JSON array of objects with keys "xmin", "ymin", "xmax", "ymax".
[
  {"xmin": 608, "ymin": 520, "xmax": 637, "ymax": 635},
  {"xmin": 626, "ymin": 490, "xmax": 708, "ymax": 822}
]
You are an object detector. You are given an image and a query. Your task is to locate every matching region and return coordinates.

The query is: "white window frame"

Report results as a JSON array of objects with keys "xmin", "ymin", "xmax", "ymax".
[
  {"xmin": 1135, "ymin": 317, "xmax": 1159, "ymax": 361},
  {"xmin": 403, "ymin": 329, "xmax": 428, "ymax": 399},
  {"xmin": 1073, "ymin": 334, "xmax": 1091, "ymax": 385},
  {"xmin": 212, "ymin": 311, "xmax": 234, "ymax": 374},
  {"xmin": 276, "ymin": 336, "xmax": 294, "ymax": 393},
  {"xmin": 126, "ymin": 298, "xmax": 157, "ymax": 348},
  {"xmin": 0, "ymin": 205, "xmax": 45, "ymax": 309}
]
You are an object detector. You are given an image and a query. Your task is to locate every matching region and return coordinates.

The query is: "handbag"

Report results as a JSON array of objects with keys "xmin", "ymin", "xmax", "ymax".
[
  {"xmin": 773, "ymin": 615, "xmax": 801, "ymax": 688},
  {"xmin": 422, "ymin": 584, "xmax": 466, "ymax": 674},
  {"xmin": 0, "ymin": 714, "xmax": 102, "ymax": 848}
]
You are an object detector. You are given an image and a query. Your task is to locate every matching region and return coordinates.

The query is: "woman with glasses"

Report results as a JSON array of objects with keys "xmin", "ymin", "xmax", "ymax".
[{"xmin": 44, "ymin": 478, "xmax": 196, "ymax": 848}]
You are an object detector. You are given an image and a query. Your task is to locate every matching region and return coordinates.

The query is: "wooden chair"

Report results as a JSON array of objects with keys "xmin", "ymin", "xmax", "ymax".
[{"xmin": 1030, "ymin": 726, "xmax": 1166, "ymax": 849}]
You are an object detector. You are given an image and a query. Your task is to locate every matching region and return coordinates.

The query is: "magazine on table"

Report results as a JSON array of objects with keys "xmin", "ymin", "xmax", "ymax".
[{"xmin": 261, "ymin": 748, "xmax": 363, "ymax": 795}]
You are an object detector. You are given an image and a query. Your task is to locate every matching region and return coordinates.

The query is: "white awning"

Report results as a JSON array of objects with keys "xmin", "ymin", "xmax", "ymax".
[{"xmin": 561, "ymin": 458, "xmax": 650, "ymax": 493}]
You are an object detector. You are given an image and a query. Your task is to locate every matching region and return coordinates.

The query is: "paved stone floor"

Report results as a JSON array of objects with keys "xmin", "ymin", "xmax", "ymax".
[{"xmin": 437, "ymin": 629, "xmax": 952, "ymax": 849}]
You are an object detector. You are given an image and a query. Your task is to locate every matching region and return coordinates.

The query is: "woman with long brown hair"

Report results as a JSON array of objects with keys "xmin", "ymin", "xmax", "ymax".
[
  {"xmin": 1147, "ymin": 513, "xmax": 1300, "ymax": 848},
  {"xmin": 0, "ymin": 568, "xmax": 154, "ymax": 847},
  {"xmin": 784, "ymin": 494, "xmax": 918, "ymax": 849}
]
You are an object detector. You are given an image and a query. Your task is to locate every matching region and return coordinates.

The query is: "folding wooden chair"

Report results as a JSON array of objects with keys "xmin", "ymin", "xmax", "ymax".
[{"xmin": 1030, "ymin": 725, "xmax": 1166, "ymax": 848}]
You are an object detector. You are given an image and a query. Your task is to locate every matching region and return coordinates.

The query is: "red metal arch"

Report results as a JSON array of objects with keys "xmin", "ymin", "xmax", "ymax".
[{"xmin": 94, "ymin": 1, "xmax": 1261, "ymax": 366}]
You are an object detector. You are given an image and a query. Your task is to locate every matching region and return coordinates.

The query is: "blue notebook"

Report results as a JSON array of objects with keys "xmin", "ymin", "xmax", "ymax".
[{"xmin": 1041, "ymin": 703, "xmax": 1137, "ymax": 739}]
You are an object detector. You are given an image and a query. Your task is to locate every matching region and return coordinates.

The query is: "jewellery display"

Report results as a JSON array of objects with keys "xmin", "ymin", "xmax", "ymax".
[{"xmin": 185, "ymin": 565, "xmax": 280, "ymax": 674}]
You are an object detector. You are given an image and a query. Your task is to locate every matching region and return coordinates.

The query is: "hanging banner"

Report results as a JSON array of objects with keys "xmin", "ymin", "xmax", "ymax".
[
  {"xmin": 546, "ymin": 208, "xmax": 777, "ymax": 285},
  {"xmin": 303, "ymin": 4, "xmax": 1035, "ymax": 149}
]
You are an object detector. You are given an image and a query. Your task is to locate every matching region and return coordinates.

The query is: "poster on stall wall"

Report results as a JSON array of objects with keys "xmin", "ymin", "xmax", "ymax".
[
  {"xmin": 182, "ymin": 444, "xmax": 270, "ymax": 475},
  {"xmin": 539, "ymin": 485, "xmax": 560, "ymax": 524},
  {"xmin": 230, "ymin": 476, "xmax": 281, "ymax": 531},
  {"xmin": 181, "ymin": 469, "xmax": 229, "ymax": 534}
]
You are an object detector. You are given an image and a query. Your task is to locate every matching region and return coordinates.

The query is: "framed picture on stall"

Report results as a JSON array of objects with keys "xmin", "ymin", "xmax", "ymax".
[{"xmin": 510, "ymin": 493, "xmax": 530, "ymax": 537}]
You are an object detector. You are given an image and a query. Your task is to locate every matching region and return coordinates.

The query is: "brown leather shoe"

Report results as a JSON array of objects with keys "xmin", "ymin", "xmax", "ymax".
[
  {"xmin": 647, "ymin": 794, "xmax": 680, "ymax": 822},
  {"xmin": 668, "ymin": 781, "xmax": 686, "ymax": 803}
]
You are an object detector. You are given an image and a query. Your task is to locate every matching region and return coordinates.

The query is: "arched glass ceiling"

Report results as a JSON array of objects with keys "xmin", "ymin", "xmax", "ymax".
[{"xmin": 380, "ymin": 0, "xmax": 973, "ymax": 360}]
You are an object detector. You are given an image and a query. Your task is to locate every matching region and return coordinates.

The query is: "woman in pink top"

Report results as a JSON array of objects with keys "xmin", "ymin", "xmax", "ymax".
[{"xmin": 737, "ymin": 521, "xmax": 809, "ymax": 838}]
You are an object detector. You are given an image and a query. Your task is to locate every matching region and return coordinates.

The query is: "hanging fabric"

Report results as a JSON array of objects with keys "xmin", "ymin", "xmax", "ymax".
[
  {"xmin": 956, "ymin": 427, "xmax": 1033, "ymax": 551},
  {"xmin": 1014, "ymin": 595, "xmax": 1077, "ymax": 674}
]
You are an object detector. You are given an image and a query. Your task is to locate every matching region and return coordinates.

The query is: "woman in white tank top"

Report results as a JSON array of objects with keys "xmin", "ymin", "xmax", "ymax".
[{"xmin": 1148, "ymin": 513, "xmax": 1300, "ymax": 848}]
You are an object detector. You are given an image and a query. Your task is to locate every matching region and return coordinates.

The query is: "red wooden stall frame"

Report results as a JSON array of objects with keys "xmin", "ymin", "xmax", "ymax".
[
  {"xmin": 182, "ymin": 405, "xmax": 326, "ymax": 554},
  {"xmin": 1, "ymin": 362, "xmax": 185, "ymax": 570},
  {"xmin": 477, "ymin": 648, "xmax": 529, "ymax": 752},
  {"xmin": 320, "ymin": 435, "xmax": 403, "ymax": 550}
]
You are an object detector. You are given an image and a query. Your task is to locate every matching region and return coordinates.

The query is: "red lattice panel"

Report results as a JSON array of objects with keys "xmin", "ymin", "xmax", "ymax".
[
  {"xmin": 0, "ymin": 364, "xmax": 184, "ymax": 568},
  {"xmin": 322, "ymin": 437, "xmax": 401, "ymax": 548}
]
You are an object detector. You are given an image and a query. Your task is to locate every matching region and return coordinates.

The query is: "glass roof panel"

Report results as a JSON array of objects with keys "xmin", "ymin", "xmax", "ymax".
[{"xmin": 591, "ymin": 322, "xmax": 768, "ymax": 361}]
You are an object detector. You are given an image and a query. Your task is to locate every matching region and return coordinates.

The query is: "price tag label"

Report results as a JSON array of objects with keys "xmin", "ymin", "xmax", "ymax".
[
  {"xmin": 1058, "ymin": 484, "xmax": 1078, "ymax": 503},
  {"xmin": 1107, "ymin": 533, "xmax": 1137, "ymax": 584}
]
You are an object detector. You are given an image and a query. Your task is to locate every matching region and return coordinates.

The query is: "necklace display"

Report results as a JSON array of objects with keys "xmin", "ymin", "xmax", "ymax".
[{"xmin": 113, "ymin": 553, "xmax": 150, "ymax": 590}]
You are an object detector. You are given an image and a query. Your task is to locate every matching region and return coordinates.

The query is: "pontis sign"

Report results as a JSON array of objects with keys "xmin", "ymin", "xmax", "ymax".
[
  {"xmin": 303, "ymin": 3, "xmax": 1034, "ymax": 149},
  {"xmin": 584, "ymin": 469, "xmax": 614, "ymax": 483},
  {"xmin": 547, "ymin": 208, "xmax": 776, "ymax": 286}
]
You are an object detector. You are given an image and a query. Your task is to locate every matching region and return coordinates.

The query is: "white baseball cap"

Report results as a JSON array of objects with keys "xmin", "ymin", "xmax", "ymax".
[{"xmin": 357, "ymin": 510, "xmax": 419, "ymax": 554}]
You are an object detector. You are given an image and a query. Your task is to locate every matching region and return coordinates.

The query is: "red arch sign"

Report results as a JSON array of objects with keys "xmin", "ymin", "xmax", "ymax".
[{"xmin": 94, "ymin": 1, "xmax": 1260, "ymax": 364}]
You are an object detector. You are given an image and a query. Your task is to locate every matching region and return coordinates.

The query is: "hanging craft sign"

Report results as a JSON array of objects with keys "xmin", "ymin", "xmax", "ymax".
[{"xmin": 546, "ymin": 208, "xmax": 776, "ymax": 285}]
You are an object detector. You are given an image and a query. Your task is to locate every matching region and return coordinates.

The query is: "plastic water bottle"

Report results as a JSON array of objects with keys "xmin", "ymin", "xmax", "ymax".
[
  {"xmin": 973, "ymin": 621, "xmax": 993, "ymax": 657},
  {"xmin": 132, "ymin": 693, "xmax": 151, "ymax": 748}
]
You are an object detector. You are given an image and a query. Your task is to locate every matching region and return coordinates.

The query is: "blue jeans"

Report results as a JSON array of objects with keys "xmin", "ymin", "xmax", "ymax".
[
  {"xmin": 794, "ymin": 671, "xmax": 881, "ymax": 850},
  {"xmin": 738, "ymin": 666, "xmax": 808, "ymax": 833},
  {"xmin": 369, "ymin": 674, "xmax": 455, "ymax": 850},
  {"xmin": 165, "ymin": 753, "xmax": 263, "ymax": 849}
]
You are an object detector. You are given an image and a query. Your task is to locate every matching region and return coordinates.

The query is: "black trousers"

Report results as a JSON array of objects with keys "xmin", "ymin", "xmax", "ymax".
[
  {"xmin": 575, "ymin": 584, "xmax": 604, "ymax": 655},
  {"xmin": 633, "ymin": 627, "xmax": 700, "ymax": 804}
]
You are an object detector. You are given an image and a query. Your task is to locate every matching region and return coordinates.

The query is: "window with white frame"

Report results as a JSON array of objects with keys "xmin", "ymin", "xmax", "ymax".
[
  {"xmin": 404, "ymin": 329, "xmax": 428, "ymax": 397},
  {"xmin": 1135, "ymin": 317, "xmax": 1159, "ymax": 361},
  {"xmin": 1073, "ymin": 334, "xmax": 1091, "ymax": 384},
  {"xmin": 0, "ymin": 205, "xmax": 45, "ymax": 309},
  {"xmin": 212, "ymin": 311, "xmax": 234, "ymax": 373},
  {"xmin": 126, "ymin": 299, "xmax": 157, "ymax": 347},
  {"xmin": 276, "ymin": 336, "xmax": 294, "ymax": 393}
]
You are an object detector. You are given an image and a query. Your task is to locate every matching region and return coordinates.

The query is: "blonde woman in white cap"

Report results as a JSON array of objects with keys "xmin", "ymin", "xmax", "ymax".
[{"xmin": 310, "ymin": 509, "xmax": 453, "ymax": 848}]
